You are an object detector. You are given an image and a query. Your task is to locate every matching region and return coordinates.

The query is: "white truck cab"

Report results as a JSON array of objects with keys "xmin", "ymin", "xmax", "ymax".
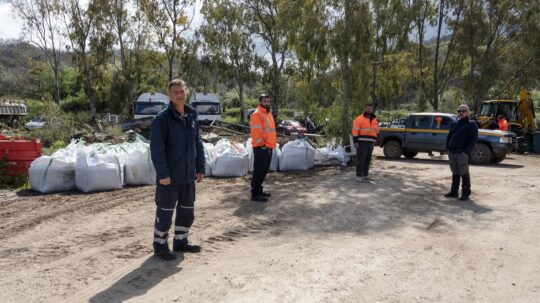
[
  {"xmin": 134, "ymin": 92, "xmax": 170, "ymax": 119},
  {"xmin": 189, "ymin": 93, "xmax": 221, "ymax": 124}
]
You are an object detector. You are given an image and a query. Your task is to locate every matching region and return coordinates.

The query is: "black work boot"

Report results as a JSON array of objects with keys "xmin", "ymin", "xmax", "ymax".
[
  {"xmin": 153, "ymin": 243, "xmax": 176, "ymax": 261},
  {"xmin": 460, "ymin": 174, "xmax": 471, "ymax": 201},
  {"xmin": 173, "ymin": 241, "xmax": 202, "ymax": 253},
  {"xmin": 444, "ymin": 174, "xmax": 460, "ymax": 198},
  {"xmin": 251, "ymin": 194, "xmax": 268, "ymax": 202},
  {"xmin": 260, "ymin": 186, "xmax": 271, "ymax": 197}
]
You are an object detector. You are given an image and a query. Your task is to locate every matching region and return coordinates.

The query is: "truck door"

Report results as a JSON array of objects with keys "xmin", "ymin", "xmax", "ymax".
[
  {"xmin": 431, "ymin": 116, "xmax": 454, "ymax": 151},
  {"xmin": 404, "ymin": 115, "xmax": 433, "ymax": 150}
]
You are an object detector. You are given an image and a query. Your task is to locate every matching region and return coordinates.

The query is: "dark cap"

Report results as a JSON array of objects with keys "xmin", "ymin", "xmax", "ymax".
[{"xmin": 258, "ymin": 94, "xmax": 270, "ymax": 102}]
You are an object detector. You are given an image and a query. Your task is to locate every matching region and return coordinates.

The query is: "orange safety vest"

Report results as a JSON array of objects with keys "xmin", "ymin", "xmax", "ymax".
[
  {"xmin": 250, "ymin": 105, "xmax": 277, "ymax": 148},
  {"xmin": 352, "ymin": 114, "xmax": 379, "ymax": 142},
  {"xmin": 498, "ymin": 118, "xmax": 508, "ymax": 131}
]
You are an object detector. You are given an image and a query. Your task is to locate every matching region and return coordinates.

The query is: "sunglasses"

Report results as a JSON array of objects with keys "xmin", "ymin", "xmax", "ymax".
[{"xmin": 457, "ymin": 110, "xmax": 468, "ymax": 113}]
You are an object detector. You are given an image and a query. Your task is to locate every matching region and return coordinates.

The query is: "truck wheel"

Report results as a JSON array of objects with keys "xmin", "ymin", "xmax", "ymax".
[
  {"xmin": 10, "ymin": 118, "xmax": 20, "ymax": 129},
  {"xmin": 470, "ymin": 143, "xmax": 491, "ymax": 165},
  {"xmin": 383, "ymin": 140, "xmax": 403, "ymax": 159},
  {"xmin": 403, "ymin": 151, "xmax": 418, "ymax": 159},
  {"xmin": 490, "ymin": 154, "xmax": 506, "ymax": 164}
]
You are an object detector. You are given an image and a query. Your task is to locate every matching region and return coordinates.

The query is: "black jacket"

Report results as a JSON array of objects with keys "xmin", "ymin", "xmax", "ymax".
[
  {"xmin": 446, "ymin": 116, "xmax": 478, "ymax": 154},
  {"xmin": 150, "ymin": 103, "xmax": 205, "ymax": 184}
]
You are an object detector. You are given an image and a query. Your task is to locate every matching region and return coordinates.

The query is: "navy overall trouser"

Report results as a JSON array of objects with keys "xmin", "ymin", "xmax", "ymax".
[{"xmin": 153, "ymin": 183, "xmax": 195, "ymax": 252}]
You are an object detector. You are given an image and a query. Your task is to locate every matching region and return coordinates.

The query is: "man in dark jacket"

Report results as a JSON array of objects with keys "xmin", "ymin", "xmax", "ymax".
[
  {"xmin": 150, "ymin": 78, "xmax": 205, "ymax": 260},
  {"xmin": 445, "ymin": 104, "xmax": 478, "ymax": 201}
]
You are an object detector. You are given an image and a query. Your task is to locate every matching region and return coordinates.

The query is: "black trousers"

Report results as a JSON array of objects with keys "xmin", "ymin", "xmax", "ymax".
[
  {"xmin": 251, "ymin": 147, "xmax": 272, "ymax": 196},
  {"xmin": 356, "ymin": 141, "xmax": 374, "ymax": 177},
  {"xmin": 153, "ymin": 183, "xmax": 195, "ymax": 251}
]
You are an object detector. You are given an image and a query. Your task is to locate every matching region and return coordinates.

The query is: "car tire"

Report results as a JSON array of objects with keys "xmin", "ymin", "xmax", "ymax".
[
  {"xmin": 383, "ymin": 140, "xmax": 403, "ymax": 159},
  {"xmin": 470, "ymin": 143, "xmax": 491, "ymax": 165},
  {"xmin": 403, "ymin": 151, "xmax": 418, "ymax": 159}
]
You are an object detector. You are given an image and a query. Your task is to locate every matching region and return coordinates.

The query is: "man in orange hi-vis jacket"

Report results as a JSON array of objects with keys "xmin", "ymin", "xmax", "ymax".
[
  {"xmin": 352, "ymin": 104, "xmax": 379, "ymax": 183},
  {"xmin": 250, "ymin": 94, "xmax": 277, "ymax": 202},
  {"xmin": 497, "ymin": 115, "xmax": 509, "ymax": 131}
]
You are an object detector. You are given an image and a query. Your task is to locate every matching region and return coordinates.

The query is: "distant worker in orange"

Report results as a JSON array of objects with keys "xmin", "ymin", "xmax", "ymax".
[
  {"xmin": 352, "ymin": 104, "xmax": 379, "ymax": 182},
  {"xmin": 250, "ymin": 94, "xmax": 276, "ymax": 202},
  {"xmin": 497, "ymin": 115, "xmax": 509, "ymax": 131}
]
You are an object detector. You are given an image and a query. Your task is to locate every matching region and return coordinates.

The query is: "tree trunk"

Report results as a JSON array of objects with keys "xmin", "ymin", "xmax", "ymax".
[
  {"xmin": 433, "ymin": 0, "xmax": 445, "ymax": 111},
  {"xmin": 239, "ymin": 82, "xmax": 245, "ymax": 124}
]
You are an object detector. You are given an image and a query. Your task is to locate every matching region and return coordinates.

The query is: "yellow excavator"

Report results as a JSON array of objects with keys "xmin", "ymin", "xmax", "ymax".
[{"xmin": 477, "ymin": 90, "xmax": 537, "ymax": 153}]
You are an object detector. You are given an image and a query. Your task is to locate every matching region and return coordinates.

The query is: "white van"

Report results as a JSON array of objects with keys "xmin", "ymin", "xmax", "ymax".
[
  {"xmin": 134, "ymin": 92, "xmax": 170, "ymax": 119},
  {"xmin": 189, "ymin": 93, "xmax": 221, "ymax": 124}
]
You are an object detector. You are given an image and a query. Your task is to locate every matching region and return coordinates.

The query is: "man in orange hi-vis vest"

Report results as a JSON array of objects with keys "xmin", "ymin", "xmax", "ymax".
[
  {"xmin": 497, "ymin": 115, "xmax": 509, "ymax": 131},
  {"xmin": 250, "ymin": 94, "xmax": 276, "ymax": 202},
  {"xmin": 352, "ymin": 104, "xmax": 379, "ymax": 183}
]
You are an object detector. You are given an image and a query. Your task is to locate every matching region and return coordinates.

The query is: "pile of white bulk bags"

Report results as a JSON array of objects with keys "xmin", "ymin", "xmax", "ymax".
[
  {"xmin": 314, "ymin": 145, "xmax": 347, "ymax": 166},
  {"xmin": 279, "ymin": 139, "xmax": 315, "ymax": 171},
  {"xmin": 245, "ymin": 138, "xmax": 281, "ymax": 171},
  {"xmin": 28, "ymin": 140, "xmax": 85, "ymax": 193},
  {"xmin": 212, "ymin": 139, "xmax": 250, "ymax": 177}
]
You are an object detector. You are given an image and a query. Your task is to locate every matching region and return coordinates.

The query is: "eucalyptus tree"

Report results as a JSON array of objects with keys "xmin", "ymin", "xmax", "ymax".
[
  {"xmin": 452, "ymin": 0, "xmax": 540, "ymax": 110},
  {"xmin": 241, "ymin": 0, "xmax": 294, "ymax": 118},
  {"xmin": 60, "ymin": 0, "xmax": 114, "ymax": 120},
  {"xmin": 108, "ymin": 0, "xmax": 152, "ymax": 117},
  {"xmin": 200, "ymin": 0, "xmax": 262, "ymax": 123},
  {"xmin": 140, "ymin": 0, "xmax": 195, "ymax": 82}
]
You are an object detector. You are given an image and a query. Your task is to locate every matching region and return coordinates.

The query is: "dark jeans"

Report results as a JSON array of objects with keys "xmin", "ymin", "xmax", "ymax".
[
  {"xmin": 251, "ymin": 147, "xmax": 272, "ymax": 196},
  {"xmin": 153, "ymin": 183, "xmax": 195, "ymax": 251},
  {"xmin": 356, "ymin": 141, "xmax": 374, "ymax": 177},
  {"xmin": 448, "ymin": 151, "xmax": 469, "ymax": 175}
]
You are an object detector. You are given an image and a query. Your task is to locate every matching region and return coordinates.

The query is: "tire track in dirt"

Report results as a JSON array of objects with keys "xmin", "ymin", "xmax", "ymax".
[{"xmin": 0, "ymin": 186, "xmax": 154, "ymax": 241}]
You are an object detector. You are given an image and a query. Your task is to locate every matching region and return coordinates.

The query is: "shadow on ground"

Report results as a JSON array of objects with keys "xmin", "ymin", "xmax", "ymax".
[{"xmin": 89, "ymin": 254, "xmax": 184, "ymax": 303}]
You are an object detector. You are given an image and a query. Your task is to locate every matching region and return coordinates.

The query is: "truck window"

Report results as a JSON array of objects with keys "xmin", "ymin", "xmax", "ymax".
[
  {"xmin": 192, "ymin": 102, "xmax": 221, "ymax": 115},
  {"xmin": 410, "ymin": 116, "xmax": 432, "ymax": 129},
  {"xmin": 433, "ymin": 116, "xmax": 454, "ymax": 130},
  {"xmin": 134, "ymin": 102, "xmax": 167, "ymax": 115}
]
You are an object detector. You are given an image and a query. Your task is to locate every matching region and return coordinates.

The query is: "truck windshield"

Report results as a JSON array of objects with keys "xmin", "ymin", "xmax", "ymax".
[
  {"xmin": 135, "ymin": 102, "xmax": 167, "ymax": 115},
  {"xmin": 480, "ymin": 103, "xmax": 497, "ymax": 116},
  {"xmin": 192, "ymin": 102, "xmax": 220, "ymax": 115}
]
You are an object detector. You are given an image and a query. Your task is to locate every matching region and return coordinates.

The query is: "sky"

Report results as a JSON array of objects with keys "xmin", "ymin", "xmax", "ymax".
[{"xmin": 0, "ymin": 2, "xmax": 22, "ymax": 40}]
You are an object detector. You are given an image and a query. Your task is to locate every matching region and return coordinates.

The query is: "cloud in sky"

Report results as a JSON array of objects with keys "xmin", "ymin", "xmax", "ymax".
[{"xmin": 0, "ymin": 3, "xmax": 23, "ymax": 40}]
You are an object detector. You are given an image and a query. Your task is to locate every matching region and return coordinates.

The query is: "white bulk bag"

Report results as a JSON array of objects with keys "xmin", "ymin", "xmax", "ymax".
[
  {"xmin": 76, "ymin": 150, "xmax": 124, "ymax": 192},
  {"xmin": 212, "ymin": 139, "xmax": 250, "ymax": 177},
  {"xmin": 270, "ymin": 144, "xmax": 281, "ymax": 171},
  {"xmin": 203, "ymin": 142, "xmax": 215, "ymax": 176},
  {"xmin": 29, "ymin": 139, "xmax": 86, "ymax": 193},
  {"xmin": 279, "ymin": 139, "xmax": 315, "ymax": 171},
  {"xmin": 29, "ymin": 155, "xmax": 76, "ymax": 193},
  {"xmin": 314, "ymin": 145, "xmax": 346, "ymax": 166},
  {"xmin": 121, "ymin": 139, "xmax": 156, "ymax": 185},
  {"xmin": 245, "ymin": 138, "xmax": 281, "ymax": 171},
  {"xmin": 125, "ymin": 148, "xmax": 156, "ymax": 185}
]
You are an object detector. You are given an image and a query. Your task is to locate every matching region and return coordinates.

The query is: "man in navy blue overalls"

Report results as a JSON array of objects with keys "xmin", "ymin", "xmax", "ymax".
[{"xmin": 150, "ymin": 78, "xmax": 205, "ymax": 260}]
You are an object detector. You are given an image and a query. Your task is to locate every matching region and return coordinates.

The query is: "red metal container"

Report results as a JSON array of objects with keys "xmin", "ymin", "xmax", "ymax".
[{"xmin": 0, "ymin": 135, "xmax": 42, "ymax": 176}]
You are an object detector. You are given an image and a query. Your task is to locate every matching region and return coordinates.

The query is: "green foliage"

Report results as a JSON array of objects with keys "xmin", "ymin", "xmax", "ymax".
[
  {"xmin": 25, "ymin": 99, "xmax": 79, "ymax": 148},
  {"xmin": 223, "ymin": 107, "xmax": 241, "ymax": 121},
  {"xmin": 60, "ymin": 89, "xmax": 88, "ymax": 112},
  {"xmin": 51, "ymin": 140, "xmax": 66, "ymax": 152}
]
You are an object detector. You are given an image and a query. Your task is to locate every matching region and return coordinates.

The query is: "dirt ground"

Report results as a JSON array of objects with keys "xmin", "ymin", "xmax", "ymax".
[{"xmin": 1, "ymin": 148, "xmax": 539, "ymax": 303}]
